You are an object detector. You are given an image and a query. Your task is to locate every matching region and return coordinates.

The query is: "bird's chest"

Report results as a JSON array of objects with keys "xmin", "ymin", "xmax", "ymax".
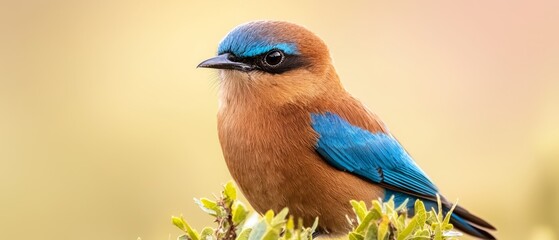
[
  {"xmin": 217, "ymin": 106, "xmax": 317, "ymax": 209},
  {"xmin": 217, "ymin": 107, "xmax": 314, "ymax": 172}
]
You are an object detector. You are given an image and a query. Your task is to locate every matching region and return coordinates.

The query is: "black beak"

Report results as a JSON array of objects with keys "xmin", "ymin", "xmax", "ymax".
[{"xmin": 197, "ymin": 53, "xmax": 254, "ymax": 72}]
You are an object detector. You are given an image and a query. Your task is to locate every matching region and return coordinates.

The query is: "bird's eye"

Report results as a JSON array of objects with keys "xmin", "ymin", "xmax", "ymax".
[{"xmin": 263, "ymin": 51, "xmax": 284, "ymax": 66}]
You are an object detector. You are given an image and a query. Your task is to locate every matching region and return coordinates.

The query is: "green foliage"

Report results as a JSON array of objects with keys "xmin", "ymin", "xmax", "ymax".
[
  {"xmin": 172, "ymin": 181, "xmax": 317, "ymax": 240},
  {"xmin": 172, "ymin": 182, "xmax": 461, "ymax": 240},
  {"xmin": 348, "ymin": 194, "xmax": 461, "ymax": 240}
]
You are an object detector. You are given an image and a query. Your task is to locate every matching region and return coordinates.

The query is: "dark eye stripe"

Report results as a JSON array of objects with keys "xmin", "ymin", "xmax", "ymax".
[
  {"xmin": 261, "ymin": 54, "xmax": 308, "ymax": 74},
  {"xmin": 225, "ymin": 50, "xmax": 308, "ymax": 74}
]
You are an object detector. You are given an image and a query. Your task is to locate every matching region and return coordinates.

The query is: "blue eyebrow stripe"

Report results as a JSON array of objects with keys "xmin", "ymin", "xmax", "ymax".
[{"xmin": 242, "ymin": 43, "xmax": 298, "ymax": 57}]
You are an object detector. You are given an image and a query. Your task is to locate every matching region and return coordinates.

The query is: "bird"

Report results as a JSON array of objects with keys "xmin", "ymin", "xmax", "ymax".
[{"xmin": 197, "ymin": 20, "xmax": 496, "ymax": 239}]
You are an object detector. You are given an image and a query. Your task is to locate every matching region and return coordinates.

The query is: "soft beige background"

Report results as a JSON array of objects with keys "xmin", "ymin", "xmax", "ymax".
[{"xmin": 1, "ymin": 1, "xmax": 558, "ymax": 239}]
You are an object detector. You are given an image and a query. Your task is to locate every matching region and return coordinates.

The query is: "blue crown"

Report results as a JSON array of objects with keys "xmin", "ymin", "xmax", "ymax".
[{"xmin": 217, "ymin": 24, "xmax": 299, "ymax": 57}]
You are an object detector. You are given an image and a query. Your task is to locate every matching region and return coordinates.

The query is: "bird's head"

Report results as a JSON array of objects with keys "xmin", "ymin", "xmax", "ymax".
[{"xmin": 198, "ymin": 21, "xmax": 343, "ymax": 106}]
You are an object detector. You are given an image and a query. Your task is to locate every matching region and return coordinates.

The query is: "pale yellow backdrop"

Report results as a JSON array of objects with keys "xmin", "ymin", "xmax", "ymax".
[{"xmin": 1, "ymin": 1, "xmax": 558, "ymax": 239}]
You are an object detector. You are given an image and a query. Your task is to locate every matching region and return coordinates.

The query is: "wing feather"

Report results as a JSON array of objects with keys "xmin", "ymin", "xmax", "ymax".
[{"xmin": 311, "ymin": 112, "xmax": 439, "ymax": 197}]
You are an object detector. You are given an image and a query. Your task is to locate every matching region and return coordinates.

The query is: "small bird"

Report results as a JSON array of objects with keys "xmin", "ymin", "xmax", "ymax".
[{"xmin": 198, "ymin": 21, "xmax": 496, "ymax": 239}]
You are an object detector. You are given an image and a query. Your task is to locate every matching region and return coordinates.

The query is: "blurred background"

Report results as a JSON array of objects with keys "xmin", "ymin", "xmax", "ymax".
[{"xmin": 1, "ymin": 0, "xmax": 558, "ymax": 239}]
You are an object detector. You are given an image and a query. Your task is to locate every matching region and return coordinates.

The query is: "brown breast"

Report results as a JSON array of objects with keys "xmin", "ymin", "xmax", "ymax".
[{"xmin": 217, "ymin": 97, "xmax": 384, "ymax": 234}]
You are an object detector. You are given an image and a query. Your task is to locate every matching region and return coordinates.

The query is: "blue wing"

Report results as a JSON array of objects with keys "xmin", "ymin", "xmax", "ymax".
[
  {"xmin": 310, "ymin": 112, "xmax": 497, "ymax": 239},
  {"xmin": 310, "ymin": 112, "xmax": 439, "ymax": 199}
]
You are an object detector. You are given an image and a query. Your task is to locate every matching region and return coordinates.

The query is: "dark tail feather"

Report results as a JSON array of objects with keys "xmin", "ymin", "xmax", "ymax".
[
  {"xmin": 450, "ymin": 214, "xmax": 496, "ymax": 240},
  {"xmin": 452, "ymin": 204, "xmax": 497, "ymax": 230}
]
